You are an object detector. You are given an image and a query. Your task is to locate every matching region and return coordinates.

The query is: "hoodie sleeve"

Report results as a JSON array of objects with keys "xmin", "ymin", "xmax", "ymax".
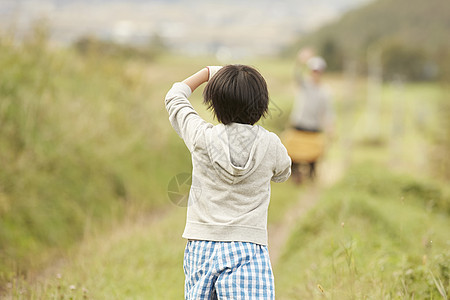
[
  {"xmin": 165, "ymin": 82, "xmax": 208, "ymax": 152},
  {"xmin": 272, "ymin": 135, "xmax": 292, "ymax": 183}
]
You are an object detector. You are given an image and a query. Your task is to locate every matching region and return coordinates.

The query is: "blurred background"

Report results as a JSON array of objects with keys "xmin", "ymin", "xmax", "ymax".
[
  {"xmin": 1, "ymin": 0, "xmax": 373, "ymax": 56},
  {"xmin": 0, "ymin": 0, "xmax": 449, "ymax": 298}
]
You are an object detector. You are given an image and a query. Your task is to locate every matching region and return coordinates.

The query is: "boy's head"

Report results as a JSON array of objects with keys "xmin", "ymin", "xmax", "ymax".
[{"xmin": 203, "ymin": 64, "xmax": 269, "ymax": 125}]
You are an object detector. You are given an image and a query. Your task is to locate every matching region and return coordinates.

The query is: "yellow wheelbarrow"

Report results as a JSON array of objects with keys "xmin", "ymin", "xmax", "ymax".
[{"xmin": 281, "ymin": 128, "xmax": 325, "ymax": 183}]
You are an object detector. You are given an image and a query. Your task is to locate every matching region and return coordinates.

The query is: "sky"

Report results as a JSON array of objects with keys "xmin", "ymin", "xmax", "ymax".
[{"xmin": 0, "ymin": 0, "xmax": 373, "ymax": 56}]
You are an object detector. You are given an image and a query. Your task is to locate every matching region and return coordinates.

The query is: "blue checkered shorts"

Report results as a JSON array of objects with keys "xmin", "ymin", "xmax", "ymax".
[{"xmin": 184, "ymin": 240, "xmax": 275, "ymax": 300}]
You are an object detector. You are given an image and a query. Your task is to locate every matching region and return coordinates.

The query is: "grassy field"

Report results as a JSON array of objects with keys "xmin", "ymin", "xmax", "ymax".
[
  {"xmin": 0, "ymin": 35, "xmax": 198, "ymax": 284},
  {"xmin": 1, "ymin": 31, "xmax": 449, "ymax": 299},
  {"xmin": 275, "ymin": 164, "xmax": 450, "ymax": 299}
]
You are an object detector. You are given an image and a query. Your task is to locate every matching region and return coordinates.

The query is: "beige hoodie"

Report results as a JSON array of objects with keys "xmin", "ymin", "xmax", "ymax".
[{"xmin": 165, "ymin": 82, "xmax": 291, "ymax": 245}]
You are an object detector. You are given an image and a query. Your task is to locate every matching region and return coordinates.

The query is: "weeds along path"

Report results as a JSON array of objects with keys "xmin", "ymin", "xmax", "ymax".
[
  {"xmin": 6, "ymin": 206, "xmax": 188, "ymax": 299},
  {"xmin": 33, "ymin": 206, "xmax": 171, "ymax": 279},
  {"xmin": 268, "ymin": 159, "xmax": 345, "ymax": 267}
]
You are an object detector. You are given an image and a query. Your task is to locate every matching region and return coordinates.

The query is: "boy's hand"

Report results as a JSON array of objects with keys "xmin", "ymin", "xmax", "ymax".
[{"xmin": 207, "ymin": 66, "xmax": 223, "ymax": 81}]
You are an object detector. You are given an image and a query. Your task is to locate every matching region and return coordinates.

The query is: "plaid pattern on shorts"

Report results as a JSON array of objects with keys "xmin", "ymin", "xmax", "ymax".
[{"xmin": 184, "ymin": 240, "xmax": 275, "ymax": 300}]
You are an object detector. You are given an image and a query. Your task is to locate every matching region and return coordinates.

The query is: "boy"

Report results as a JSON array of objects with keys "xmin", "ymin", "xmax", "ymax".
[{"xmin": 165, "ymin": 65, "xmax": 291, "ymax": 299}]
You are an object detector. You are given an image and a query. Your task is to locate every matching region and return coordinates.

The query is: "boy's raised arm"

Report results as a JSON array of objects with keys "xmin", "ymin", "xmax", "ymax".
[
  {"xmin": 165, "ymin": 66, "xmax": 223, "ymax": 152},
  {"xmin": 182, "ymin": 68, "xmax": 209, "ymax": 92},
  {"xmin": 165, "ymin": 68, "xmax": 208, "ymax": 152},
  {"xmin": 182, "ymin": 66, "xmax": 222, "ymax": 92}
]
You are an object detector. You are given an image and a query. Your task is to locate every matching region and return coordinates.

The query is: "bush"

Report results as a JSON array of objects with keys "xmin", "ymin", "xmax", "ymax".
[{"xmin": 379, "ymin": 40, "xmax": 429, "ymax": 81}]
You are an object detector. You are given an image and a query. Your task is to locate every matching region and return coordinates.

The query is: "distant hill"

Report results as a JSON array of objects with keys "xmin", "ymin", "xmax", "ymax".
[{"xmin": 285, "ymin": 0, "xmax": 450, "ymax": 80}]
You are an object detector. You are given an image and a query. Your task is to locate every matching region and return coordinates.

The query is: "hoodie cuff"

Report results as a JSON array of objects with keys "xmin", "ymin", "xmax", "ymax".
[{"xmin": 171, "ymin": 82, "xmax": 192, "ymax": 98}]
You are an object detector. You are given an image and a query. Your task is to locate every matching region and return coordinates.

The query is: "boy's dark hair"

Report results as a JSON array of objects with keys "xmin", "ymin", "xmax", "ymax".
[{"xmin": 203, "ymin": 65, "xmax": 269, "ymax": 125}]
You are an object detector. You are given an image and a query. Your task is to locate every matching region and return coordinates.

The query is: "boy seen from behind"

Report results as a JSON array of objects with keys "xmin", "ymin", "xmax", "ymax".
[{"xmin": 165, "ymin": 65, "xmax": 291, "ymax": 299}]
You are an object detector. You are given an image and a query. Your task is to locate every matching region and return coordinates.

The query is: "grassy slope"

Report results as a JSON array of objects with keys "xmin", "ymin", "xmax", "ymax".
[
  {"xmin": 0, "ymin": 37, "xmax": 205, "ymax": 282},
  {"xmin": 275, "ymin": 164, "xmax": 450, "ymax": 299}
]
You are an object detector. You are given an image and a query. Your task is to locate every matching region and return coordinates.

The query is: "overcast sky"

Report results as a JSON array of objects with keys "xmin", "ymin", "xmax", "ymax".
[{"xmin": 0, "ymin": 0, "xmax": 373, "ymax": 56}]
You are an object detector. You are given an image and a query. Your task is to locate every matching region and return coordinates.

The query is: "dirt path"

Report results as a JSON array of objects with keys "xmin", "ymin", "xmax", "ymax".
[
  {"xmin": 268, "ymin": 160, "xmax": 344, "ymax": 266},
  {"xmin": 21, "ymin": 206, "xmax": 172, "ymax": 289}
]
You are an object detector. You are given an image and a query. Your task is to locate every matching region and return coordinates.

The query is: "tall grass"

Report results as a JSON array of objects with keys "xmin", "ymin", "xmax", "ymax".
[
  {"xmin": 4, "ymin": 207, "xmax": 188, "ymax": 299},
  {"xmin": 0, "ymin": 26, "xmax": 193, "ymax": 285},
  {"xmin": 275, "ymin": 164, "xmax": 450, "ymax": 299}
]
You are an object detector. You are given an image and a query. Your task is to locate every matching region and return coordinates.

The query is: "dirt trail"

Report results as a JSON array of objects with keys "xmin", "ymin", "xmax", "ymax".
[
  {"xmin": 268, "ymin": 160, "xmax": 344, "ymax": 266},
  {"xmin": 21, "ymin": 206, "xmax": 172, "ymax": 288}
]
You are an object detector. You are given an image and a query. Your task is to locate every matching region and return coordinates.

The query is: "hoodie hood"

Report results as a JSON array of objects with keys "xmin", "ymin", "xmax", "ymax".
[{"xmin": 206, "ymin": 123, "xmax": 270, "ymax": 184}]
